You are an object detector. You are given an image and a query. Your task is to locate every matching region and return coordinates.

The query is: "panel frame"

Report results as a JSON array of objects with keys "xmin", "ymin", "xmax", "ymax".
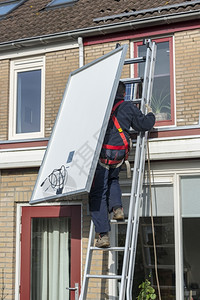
[{"xmin": 30, "ymin": 44, "xmax": 128, "ymax": 204}]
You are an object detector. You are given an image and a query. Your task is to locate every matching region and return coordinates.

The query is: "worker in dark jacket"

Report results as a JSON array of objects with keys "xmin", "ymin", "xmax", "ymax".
[{"xmin": 89, "ymin": 81, "xmax": 155, "ymax": 248}]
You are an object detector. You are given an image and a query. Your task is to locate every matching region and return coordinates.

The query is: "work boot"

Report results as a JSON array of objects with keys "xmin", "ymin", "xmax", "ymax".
[
  {"xmin": 113, "ymin": 207, "xmax": 124, "ymax": 220},
  {"xmin": 95, "ymin": 234, "xmax": 110, "ymax": 248}
]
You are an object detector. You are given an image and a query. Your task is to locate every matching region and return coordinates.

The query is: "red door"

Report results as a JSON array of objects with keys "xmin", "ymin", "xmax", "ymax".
[{"xmin": 20, "ymin": 205, "xmax": 81, "ymax": 300}]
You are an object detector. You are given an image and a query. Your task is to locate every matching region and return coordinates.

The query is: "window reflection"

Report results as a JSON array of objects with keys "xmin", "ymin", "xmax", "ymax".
[
  {"xmin": 138, "ymin": 41, "xmax": 172, "ymax": 121},
  {"xmin": 117, "ymin": 183, "xmax": 175, "ymax": 299},
  {"xmin": 117, "ymin": 217, "xmax": 175, "ymax": 299},
  {"xmin": 181, "ymin": 176, "xmax": 200, "ymax": 300},
  {"xmin": 16, "ymin": 69, "xmax": 41, "ymax": 133}
]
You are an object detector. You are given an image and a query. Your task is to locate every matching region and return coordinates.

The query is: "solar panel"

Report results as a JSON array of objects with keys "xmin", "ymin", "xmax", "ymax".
[
  {"xmin": 0, "ymin": 0, "xmax": 25, "ymax": 17},
  {"xmin": 30, "ymin": 44, "xmax": 128, "ymax": 204},
  {"xmin": 46, "ymin": 0, "xmax": 78, "ymax": 8}
]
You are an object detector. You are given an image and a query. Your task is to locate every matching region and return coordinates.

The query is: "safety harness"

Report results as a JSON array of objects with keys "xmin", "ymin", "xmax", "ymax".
[{"xmin": 100, "ymin": 100, "xmax": 129, "ymax": 166}]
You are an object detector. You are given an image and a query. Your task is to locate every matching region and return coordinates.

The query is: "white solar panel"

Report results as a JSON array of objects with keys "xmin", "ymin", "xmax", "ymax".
[{"xmin": 30, "ymin": 45, "xmax": 128, "ymax": 204}]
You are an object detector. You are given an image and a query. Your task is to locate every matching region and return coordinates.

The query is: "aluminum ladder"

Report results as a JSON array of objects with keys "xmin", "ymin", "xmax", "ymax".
[{"xmin": 79, "ymin": 39, "xmax": 157, "ymax": 300}]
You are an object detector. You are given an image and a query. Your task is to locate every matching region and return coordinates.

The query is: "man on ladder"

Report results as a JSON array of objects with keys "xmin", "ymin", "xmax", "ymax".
[{"xmin": 89, "ymin": 81, "xmax": 155, "ymax": 248}]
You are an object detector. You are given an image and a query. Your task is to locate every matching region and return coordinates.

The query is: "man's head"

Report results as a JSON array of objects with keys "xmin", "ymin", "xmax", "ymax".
[{"xmin": 116, "ymin": 81, "xmax": 126, "ymax": 99}]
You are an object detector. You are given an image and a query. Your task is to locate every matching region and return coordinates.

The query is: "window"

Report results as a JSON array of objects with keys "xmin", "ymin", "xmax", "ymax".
[
  {"xmin": 20, "ymin": 205, "xmax": 81, "ymax": 300},
  {"xmin": 134, "ymin": 37, "xmax": 175, "ymax": 126},
  {"xmin": 0, "ymin": 0, "xmax": 25, "ymax": 17},
  {"xmin": 46, "ymin": 0, "xmax": 78, "ymax": 9},
  {"xmin": 180, "ymin": 175, "xmax": 200, "ymax": 300},
  {"xmin": 115, "ymin": 182, "xmax": 175, "ymax": 299},
  {"xmin": 9, "ymin": 57, "xmax": 45, "ymax": 140}
]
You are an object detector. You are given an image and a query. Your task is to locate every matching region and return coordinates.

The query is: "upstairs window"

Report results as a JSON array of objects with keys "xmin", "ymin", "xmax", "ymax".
[
  {"xmin": 0, "ymin": 0, "xmax": 25, "ymax": 18},
  {"xmin": 134, "ymin": 37, "xmax": 175, "ymax": 126},
  {"xmin": 9, "ymin": 57, "xmax": 45, "ymax": 140},
  {"xmin": 46, "ymin": 0, "xmax": 78, "ymax": 9}
]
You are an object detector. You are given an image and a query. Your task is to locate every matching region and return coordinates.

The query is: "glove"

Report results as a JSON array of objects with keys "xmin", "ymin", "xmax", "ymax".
[{"xmin": 145, "ymin": 104, "xmax": 152, "ymax": 113}]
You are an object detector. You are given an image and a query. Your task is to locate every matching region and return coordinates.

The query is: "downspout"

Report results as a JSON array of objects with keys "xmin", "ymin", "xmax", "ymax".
[{"xmin": 78, "ymin": 36, "xmax": 84, "ymax": 67}]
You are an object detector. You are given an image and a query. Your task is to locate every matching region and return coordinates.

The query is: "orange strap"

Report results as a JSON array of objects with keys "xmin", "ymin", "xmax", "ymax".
[{"xmin": 101, "ymin": 100, "xmax": 129, "ymax": 165}]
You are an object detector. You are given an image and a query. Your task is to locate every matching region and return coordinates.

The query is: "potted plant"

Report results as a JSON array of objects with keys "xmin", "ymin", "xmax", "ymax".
[
  {"xmin": 137, "ymin": 275, "xmax": 157, "ymax": 300},
  {"xmin": 151, "ymin": 90, "xmax": 171, "ymax": 121}
]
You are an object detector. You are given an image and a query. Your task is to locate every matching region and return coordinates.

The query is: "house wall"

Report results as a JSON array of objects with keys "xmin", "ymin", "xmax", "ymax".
[
  {"xmin": 0, "ymin": 168, "xmax": 38, "ymax": 300},
  {"xmin": 0, "ymin": 60, "xmax": 9, "ymax": 140},
  {"xmin": 175, "ymin": 29, "xmax": 200, "ymax": 126},
  {"xmin": 84, "ymin": 40, "xmax": 130, "ymax": 79},
  {"xmin": 45, "ymin": 48, "xmax": 79, "ymax": 137},
  {"xmin": 0, "ymin": 27, "xmax": 200, "ymax": 300}
]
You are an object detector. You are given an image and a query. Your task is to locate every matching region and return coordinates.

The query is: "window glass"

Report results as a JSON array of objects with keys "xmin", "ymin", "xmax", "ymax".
[
  {"xmin": 0, "ymin": 3, "xmax": 16, "ymax": 16},
  {"xmin": 47, "ymin": 0, "xmax": 77, "ymax": 7},
  {"xmin": 138, "ymin": 41, "xmax": 172, "ymax": 122},
  {"xmin": 31, "ymin": 217, "xmax": 71, "ymax": 300},
  {"xmin": 0, "ymin": 0, "xmax": 24, "ymax": 17},
  {"xmin": 16, "ymin": 69, "xmax": 41, "ymax": 134},
  {"xmin": 181, "ymin": 176, "xmax": 200, "ymax": 217},
  {"xmin": 118, "ymin": 184, "xmax": 175, "ymax": 299},
  {"xmin": 180, "ymin": 175, "xmax": 200, "ymax": 300}
]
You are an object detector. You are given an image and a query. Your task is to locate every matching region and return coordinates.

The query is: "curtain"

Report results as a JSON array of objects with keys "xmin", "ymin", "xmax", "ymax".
[{"xmin": 31, "ymin": 217, "xmax": 70, "ymax": 300}]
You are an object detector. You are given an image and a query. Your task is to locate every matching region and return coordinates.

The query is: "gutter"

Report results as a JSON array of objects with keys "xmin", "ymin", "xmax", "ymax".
[{"xmin": 0, "ymin": 10, "xmax": 200, "ymax": 51}]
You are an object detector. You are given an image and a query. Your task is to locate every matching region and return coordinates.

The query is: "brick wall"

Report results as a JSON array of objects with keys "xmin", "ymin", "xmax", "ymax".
[
  {"xmin": 45, "ymin": 48, "xmax": 79, "ymax": 137},
  {"xmin": 84, "ymin": 40, "xmax": 130, "ymax": 79},
  {"xmin": 175, "ymin": 29, "xmax": 200, "ymax": 126},
  {"xmin": 0, "ymin": 168, "xmax": 38, "ymax": 300},
  {"xmin": 0, "ymin": 60, "xmax": 9, "ymax": 140}
]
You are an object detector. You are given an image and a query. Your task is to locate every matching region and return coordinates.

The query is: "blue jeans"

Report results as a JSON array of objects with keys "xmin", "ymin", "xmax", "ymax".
[{"xmin": 89, "ymin": 163, "xmax": 122, "ymax": 233}]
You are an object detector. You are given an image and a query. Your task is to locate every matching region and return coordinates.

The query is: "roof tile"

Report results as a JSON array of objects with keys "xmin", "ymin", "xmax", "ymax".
[{"xmin": 0, "ymin": 0, "xmax": 199, "ymax": 43}]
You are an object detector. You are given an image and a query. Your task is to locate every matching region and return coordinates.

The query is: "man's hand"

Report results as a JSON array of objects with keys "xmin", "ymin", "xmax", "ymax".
[{"xmin": 145, "ymin": 104, "xmax": 152, "ymax": 113}]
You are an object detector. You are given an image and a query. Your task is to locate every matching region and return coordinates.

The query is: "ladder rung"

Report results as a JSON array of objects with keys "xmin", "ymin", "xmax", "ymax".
[
  {"xmin": 86, "ymin": 274, "xmax": 122, "ymax": 280},
  {"xmin": 120, "ymin": 77, "xmax": 143, "ymax": 84},
  {"xmin": 132, "ymin": 99, "xmax": 142, "ymax": 104},
  {"xmin": 90, "ymin": 246, "xmax": 125, "ymax": 251},
  {"xmin": 124, "ymin": 57, "xmax": 146, "ymax": 65},
  {"xmin": 110, "ymin": 219, "xmax": 134, "ymax": 224},
  {"xmin": 121, "ymin": 192, "xmax": 131, "ymax": 197}
]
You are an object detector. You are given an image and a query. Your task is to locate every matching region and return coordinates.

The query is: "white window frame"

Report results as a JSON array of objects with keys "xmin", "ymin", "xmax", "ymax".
[
  {"xmin": 108, "ymin": 165, "xmax": 200, "ymax": 299},
  {"xmin": 9, "ymin": 56, "xmax": 45, "ymax": 140}
]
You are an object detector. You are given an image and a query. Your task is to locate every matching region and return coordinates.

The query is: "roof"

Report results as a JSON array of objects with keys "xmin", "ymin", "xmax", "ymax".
[{"xmin": 0, "ymin": 0, "xmax": 200, "ymax": 46}]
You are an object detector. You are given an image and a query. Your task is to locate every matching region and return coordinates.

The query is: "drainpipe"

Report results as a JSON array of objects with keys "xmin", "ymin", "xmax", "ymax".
[{"xmin": 78, "ymin": 36, "xmax": 84, "ymax": 67}]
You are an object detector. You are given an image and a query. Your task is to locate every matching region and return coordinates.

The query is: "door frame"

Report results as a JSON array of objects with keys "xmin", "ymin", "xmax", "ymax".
[{"xmin": 17, "ymin": 204, "xmax": 81, "ymax": 300}]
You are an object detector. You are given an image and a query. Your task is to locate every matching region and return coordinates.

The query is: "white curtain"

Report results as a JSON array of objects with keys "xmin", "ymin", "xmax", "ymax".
[{"xmin": 31, "ymin": 217, "xmax": 70, "ymax": 300}]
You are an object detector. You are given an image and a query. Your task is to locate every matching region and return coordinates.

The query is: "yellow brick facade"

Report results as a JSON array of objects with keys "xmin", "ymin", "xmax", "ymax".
[
  {"xmin": 0, "ymin": 60, "xmax": 9, "ymax": 140},
  {"xmin": 0, "ymin": 168, "xmax": 38, "ymax": 299},
  {"xmin": 45, "ymin": 48, "xmax": 79, "ymax": 137},
  {"xmin": 175, "ymin": 29, "xmax": 200, "ymax": 126},
  {"xmin": 84, "ymin": 40, "xmax": 130, "ymax": 79}
]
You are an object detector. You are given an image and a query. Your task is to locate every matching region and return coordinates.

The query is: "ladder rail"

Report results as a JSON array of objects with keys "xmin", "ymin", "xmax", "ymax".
[
  {"xmin": 146, "ymin": 42, "xmax": 157, "ymax": 107},
  {"xmin": 119, "ymin": 132, "xmax": 144, "ymax": 300},
  {"xmin": 118, "ymin": 40, "xmax": 157, "ymax": 300},
  {"xmin": 126, "ymin": 134, "xmax": 147, "ymax": 300},
  {"xmin": 140, "ymin": 43, "xmax": 152, "ymax": 113},
  {"xmin": 79, "ymin": 221, "xmax": 95, "ymax": 300},
  {"xmin": 126, "ymin": 41, "xmax": 157, "ymax": 299},
  {"xmin": 120, "ymin": 40, "xmax": 154, "ymax": 300}
]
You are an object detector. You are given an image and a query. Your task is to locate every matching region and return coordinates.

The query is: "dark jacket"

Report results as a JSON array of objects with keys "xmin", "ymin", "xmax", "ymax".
[{"xmin": 100, "ymin": 97, "xmax": 155, "ymax": 162}]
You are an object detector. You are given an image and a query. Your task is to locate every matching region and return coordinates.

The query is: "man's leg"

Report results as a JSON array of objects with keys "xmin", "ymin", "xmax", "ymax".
[
  {"xmin": 107, "ymin": 166, "xmax": 124, "ymax": 220},
  {"xmin": 107, "ymin": 166, "xmax": 122, "ymax": 212},
  {"xmin": 89, "ymin": 163, "xmax": 111, "ymax": 233}
]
